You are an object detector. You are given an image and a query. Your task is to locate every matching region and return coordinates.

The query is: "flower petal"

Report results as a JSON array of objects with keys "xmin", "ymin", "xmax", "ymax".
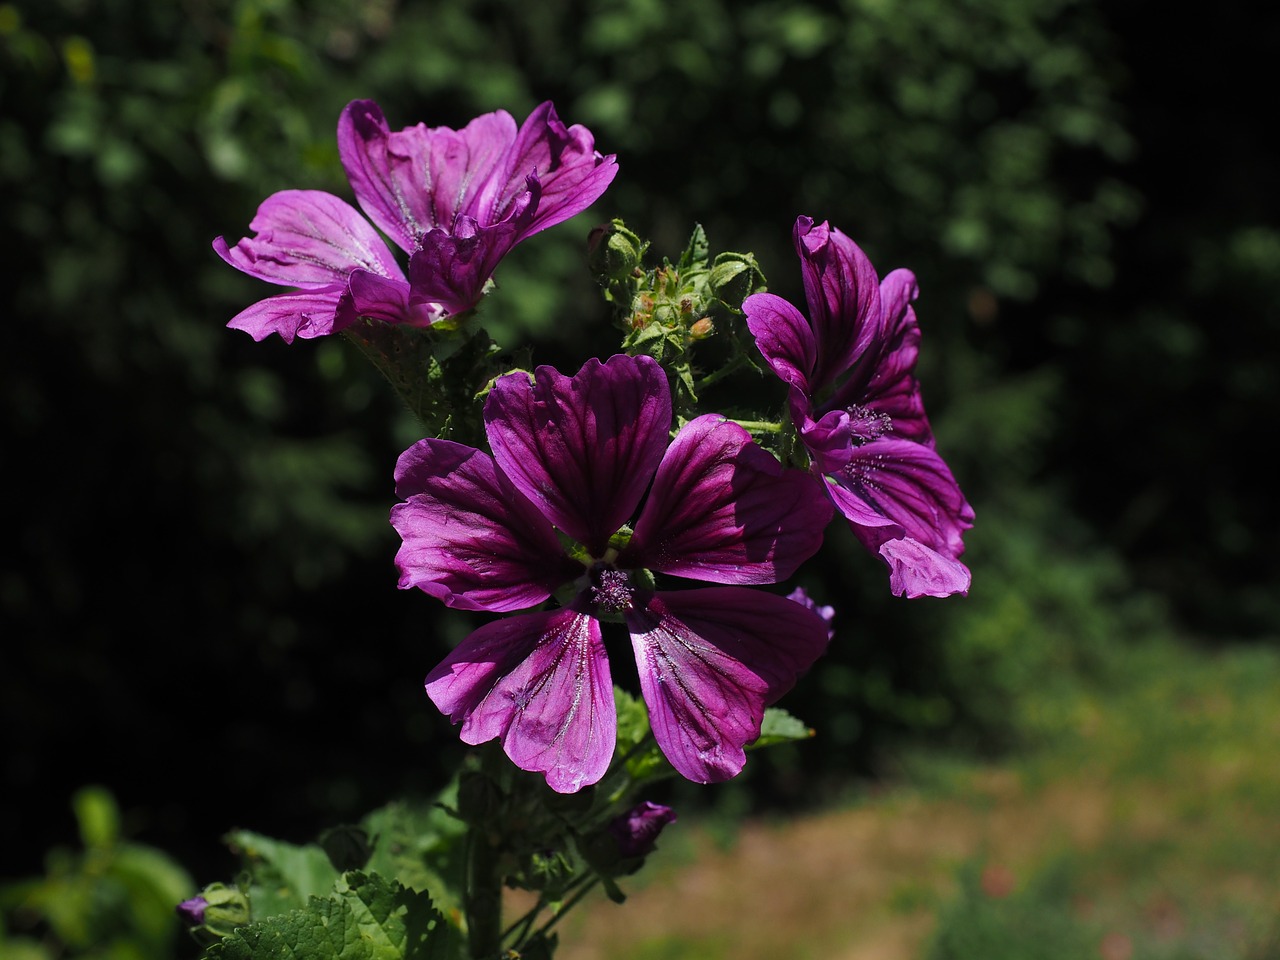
[
  {"xmin": 827, "ymin": 266, "xmax": 933, "ymax": 446},
  {"xmin": 794, "ymin": 216, "xmax": 883, "ymax": 392},
  {"xmin": 483, "ymin": 101, "xmax": 619, "ymax": 237},
  {"xmin": 877, "ymin": 537, "xmax": 972, "ymax": 598},
  {"xmin": 626, "ymin": 588, "xmax": 831, "ymax": 784},
  {"xmin": 624, "ymin": 415, "xmax": 832, "ymax": 584},
  {"xmin": 407, "ymin": 202, "xmax": 532, "ymax": 316},
  {"xmin": 787, "ymin": 586, "xmax": 836, "ymax": 641},
  {"xmin": 223, "ymin": 286, "xmax": 352, "ymax": 343},
  {"xmin": 484, "ymin": 355, "xmax": 672, "ymax": 556},
  {"xmin": 338, "ymin": 100, "xmax": 516, "ymax": 252},
  {"xmin": 425, "ymin": 607, "xmax": 615, "ymax": 793},
  {"xmin": 214, "ymin": 189, "xmax": 403, "ymax": 288},
  {"xmin": 391, "ymin": 439, "xmax": 579, "ymax": 612},
  {"xmin": 347, "ymin": 269, "xmax": 441, "ymax": 327},
  {"xmin": 826, "ymin": 437, "xmax": 974, "ymax": 580},
  {"xmin": 742, "ymin": 291, "xmax": 817, "ymax": 398}
]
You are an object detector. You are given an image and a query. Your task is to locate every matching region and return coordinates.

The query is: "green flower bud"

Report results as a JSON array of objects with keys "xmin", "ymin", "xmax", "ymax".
[
  {"xmin": 176, "ymin": 882, "xmax": 250, "ymax": 946},
  {"xmin": 708, "ymin": 252, "xmax": 766, "ymax": 309},
  {"xmin": 587, "ymin": 219, "xmax": 647, "ymax": 281}
]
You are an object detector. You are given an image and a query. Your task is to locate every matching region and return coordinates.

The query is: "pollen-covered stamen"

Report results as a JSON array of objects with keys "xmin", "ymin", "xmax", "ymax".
[
  {"xmin": 589, "ymin": 565, "xmax": 635, "ymax": 615},
  {"xmin": 846, "ymin": 403, "xmax": 893, "ymax": 443}
]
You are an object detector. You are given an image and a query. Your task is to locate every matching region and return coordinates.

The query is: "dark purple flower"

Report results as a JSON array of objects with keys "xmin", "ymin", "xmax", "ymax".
[
  {"xmin": 175, "ymin": 895, "xmax": 207, "ymax": 926},
  {"xmin": 392, "ymin": 354, "xmax": 834, "ymax": 792},
  {"xmin": 744, "ymin": 217, "xmax": 974, "ymax": 599},
  {"xmin": 214, "ymin": 100, "xmax": 617, "ymax": 343},
  {"xmin": 607, "ymin": 801, "xmax": 677, "ymax": 858}
]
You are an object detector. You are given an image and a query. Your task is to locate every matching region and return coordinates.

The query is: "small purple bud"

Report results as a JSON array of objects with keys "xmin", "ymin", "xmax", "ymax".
[
  {"xmin": 607, "ymin": 801, "xmax": 677, "ymax": 859},
  {"xmin": 176, "ymin": 895, "xmax": 208, "ymax": 927}
]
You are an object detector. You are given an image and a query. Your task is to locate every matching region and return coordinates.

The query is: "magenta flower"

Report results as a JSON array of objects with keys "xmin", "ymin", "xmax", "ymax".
[
  {"xmin": 213, "ymin": 100, "xmax": 617, "ymax": 343},
  {"xmin": 391, "ymin": 354, "xmax": 834, "ymax": 792},
  {"xmin": 743, "ymin": 216, "xmax": 974, "ymax": 599}
]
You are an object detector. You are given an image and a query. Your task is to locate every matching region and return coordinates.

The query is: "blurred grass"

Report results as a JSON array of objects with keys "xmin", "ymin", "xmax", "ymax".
[{"xmin": 551, "ymin": 637, "xmax": 1280, "ymax": 960}]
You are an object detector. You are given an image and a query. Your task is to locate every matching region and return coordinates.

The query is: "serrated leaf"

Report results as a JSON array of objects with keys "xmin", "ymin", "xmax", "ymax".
[
  {"xmin": 750, "ymin": 708, "xmax": 814, "ymax": 749},
  {"xmin": 205, "ymin": 872, "xmax": 462, "ymax": 960}
]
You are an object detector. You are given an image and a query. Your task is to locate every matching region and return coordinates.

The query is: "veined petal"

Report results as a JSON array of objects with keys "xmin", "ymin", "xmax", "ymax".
[
  {"xmin": 794, "ymin": 216, "xmax": 883, "ymax": 392},
  {"xmin": 742, "ymin": 291, "xmax": 817, "ymax": 398},
  {"xmin": 826, "ymin": 267, "xmax": 932, "ymax": 446},
  {"xmin": 626, "ymin": 589, "xmax": 831, "ymax": 784},
  {"xmin": 407, "ymin": 212, "xmax": 526, "ymax": 316},
  {"xmin": 624, "ymin": 415, "xmax": 832, "ymax": 584},
  {"xmin": 339, "ymin": 100, "xmax": 516, "ymax": 252},
  {"xmin": 483, "ymin": 101, "xmax": 619, "ymax": 237},
  {"xmin": 485, "ymin": 355, "xmax": 672, "ymax": 556},
  {"xmin": 877, "ymin": 537, "xmax": 972, "ymax": 598},
  {"xmin": 391, "ymin": 439, "xmax": 579, "ymax": 612},
  {"xmin": 214, "ymin": 189, "xmax": 403, "ymax": 287},
  {"xmin": 347, "ymin": 269, "xmax": 442, "ymax": 327},
  {"xmin": 425, "ymin": 607, "xmax": 615, "ymax": 793},
  {"xmin": 827, "ymin": 437, "xmax": 974, "ymax": 568},
  {"xmin": 223, "ymin": 286, "xmax": 352, "ymax": 343}
]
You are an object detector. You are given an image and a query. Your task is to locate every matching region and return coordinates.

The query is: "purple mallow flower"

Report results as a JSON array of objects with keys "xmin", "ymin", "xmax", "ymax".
[
  {"xmin": 392, "ymin": 354, "xmax": 834, "ymax": 792},
  {"xmin": 214, "ymin": 100, "xmax": 617, "ymax": 343},
  {"xmin": 743, "ymin": 216, "xmax": 974, "ymax": 599}
]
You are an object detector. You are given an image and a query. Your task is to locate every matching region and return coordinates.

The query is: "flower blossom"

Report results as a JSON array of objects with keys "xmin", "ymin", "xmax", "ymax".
[
  {"xmin": 743, "ymin": 216, "xmax": 974, "ymax": 598},
  {"xmin": 213, "ymin": 100, "xmax": 617, "ymax": 343},
  {"xmin": 391, "ymin": 354, "xmax": 834, "ymax": 792}
]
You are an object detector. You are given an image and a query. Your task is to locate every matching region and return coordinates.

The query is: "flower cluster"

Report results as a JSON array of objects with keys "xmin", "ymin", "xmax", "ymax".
[{"xmin": 216, "ymin": 100, "xmax": 972, "ymax": 795}]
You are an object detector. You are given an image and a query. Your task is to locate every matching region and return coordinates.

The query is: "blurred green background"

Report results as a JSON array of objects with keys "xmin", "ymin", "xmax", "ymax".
[{"xmin": 2, "ymin": 0, "xmax": 1276, "ymax": 934}]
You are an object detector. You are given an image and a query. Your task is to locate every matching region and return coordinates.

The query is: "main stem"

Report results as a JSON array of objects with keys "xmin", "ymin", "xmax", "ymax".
[{"xmin": 465, "ymin": 825, "xmax": 502, "ymax": 959}]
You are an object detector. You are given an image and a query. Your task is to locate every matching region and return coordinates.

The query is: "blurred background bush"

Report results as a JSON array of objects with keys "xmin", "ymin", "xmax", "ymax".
[{"xmin": 2, "ymin": 0, "xmax": 1275, "ymax": 916}]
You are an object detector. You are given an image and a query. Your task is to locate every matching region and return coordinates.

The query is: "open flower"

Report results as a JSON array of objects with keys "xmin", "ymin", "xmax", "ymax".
[
  {"xmin": 743, "ymin": 216, "xmax": 974, "ymax": 598},
  {"xmin": 214, "ymin": 100, "xmax": 617, "ymax": 342},
  {"xmin": 391, "ymin": 354, "xmax": 833, "ymax": 792}
]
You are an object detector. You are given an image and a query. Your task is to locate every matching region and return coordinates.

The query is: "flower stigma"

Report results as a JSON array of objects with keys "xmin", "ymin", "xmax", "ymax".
[
  {"xmin": 589, "ymin": 564, "xmax": 635, "ymax": 617},
  {"xmin": 846, "ymin": 403, "xmax": 893, "ymax": 443}
]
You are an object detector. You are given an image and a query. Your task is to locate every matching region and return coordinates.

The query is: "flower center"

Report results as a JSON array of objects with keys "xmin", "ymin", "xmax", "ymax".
[
  {"xmin": 589, "ymin": 565, "xmax": 635, "ymax": 615},
  {"xmin": 846, "ymin": 403, "xmax": 893, "ymax": 443}
]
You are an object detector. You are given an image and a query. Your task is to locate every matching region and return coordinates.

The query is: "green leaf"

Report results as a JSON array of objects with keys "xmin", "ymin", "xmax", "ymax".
[
  {"xmin": 677, "ymin": 223, "xmax": 709, "ymax": 272},
  {"xmin": 360, "ymin": 796, "xmax": 467, "ymax": 926},
  {"xmin": 751, "ymin": 708, "xmax": 814, "ymax": 749},
  {"xmin": 225, "ymin": 830, "xmax": 341, "ymax": 920},
  {"xmin": 205, "ymin": 872, "xmax": 462, "ymax": 960},
  {"xmin": 71, "ymin": 785, "xmax": 119, "ymax": 850}
]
